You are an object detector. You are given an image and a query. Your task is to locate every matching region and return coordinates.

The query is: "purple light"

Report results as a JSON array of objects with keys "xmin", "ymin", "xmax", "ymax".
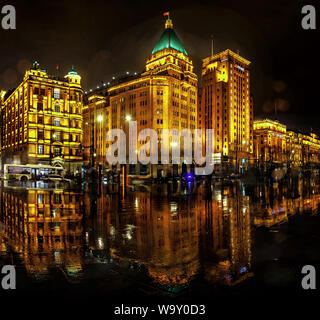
[{"xmin": 240, "ymin": 266, "xmax": 247, "ymax": 274}]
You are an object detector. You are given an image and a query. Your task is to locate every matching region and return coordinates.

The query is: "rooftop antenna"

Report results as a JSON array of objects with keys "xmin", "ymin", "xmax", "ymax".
[{"xmin": 210, "ymin": 35, "xmax": 214, "ymax": 57}]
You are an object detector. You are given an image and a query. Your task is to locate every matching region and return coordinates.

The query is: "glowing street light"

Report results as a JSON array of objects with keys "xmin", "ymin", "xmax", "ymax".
[
  {"xmin": 171, "ymin": 142, "xmax": 178, "ymax": 147},
  {"xmin": 97, "ymin": 115, "xmax": 103, "ymax": 122},
  {"xmin": 126, "ymin": 115, "xmax": 131, "ymax": 121}
]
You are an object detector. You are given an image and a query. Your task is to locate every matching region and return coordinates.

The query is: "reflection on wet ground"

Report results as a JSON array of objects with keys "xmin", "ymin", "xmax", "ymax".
[{"xmin": 0, "ymin": 176, "xmax": 320, "ymax": 302}]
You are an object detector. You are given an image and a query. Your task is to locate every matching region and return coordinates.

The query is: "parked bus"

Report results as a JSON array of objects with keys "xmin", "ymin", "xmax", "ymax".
[{"xmin": 3, "ymin": 164, "xmax": 64, "ymax": 181}]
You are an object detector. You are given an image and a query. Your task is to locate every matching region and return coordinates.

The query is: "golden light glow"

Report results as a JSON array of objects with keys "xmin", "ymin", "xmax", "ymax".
[
  {"xmin": 94, "ymin": 15, "xmax": 198, "ymax": 175},
  {"xmin": 0, "ymin": 63, "xmax": 83, "ymax": 172},
  {"xmin": 82, "ymin": 95, "xmax": 109, "ymax": 166},
  {"xmin": 199, "ymin": 48, "xmax": 253, "ymax": 164},
  {"xmin": 253, "ymin": 119, "xmax": 320, "ymax": 165}
]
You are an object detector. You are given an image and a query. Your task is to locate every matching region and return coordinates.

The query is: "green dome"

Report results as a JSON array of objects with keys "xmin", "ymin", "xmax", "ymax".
[
  {"xmin": 152, "ymin": 28, "xmax": 188, "ymax": 56},
  {"xmin": 68, "ymin": 65, "xmax": 78, "ymax": 75}
]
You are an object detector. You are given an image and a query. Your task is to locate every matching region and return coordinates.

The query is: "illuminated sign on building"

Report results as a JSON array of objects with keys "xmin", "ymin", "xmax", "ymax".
[{"xmin": 236, "ymin": 64, "xmax": 245, "ymax": 71}]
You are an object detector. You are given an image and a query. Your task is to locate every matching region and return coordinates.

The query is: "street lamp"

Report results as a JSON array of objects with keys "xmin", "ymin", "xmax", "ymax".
[
  {"xmin": 126, "ymin": 115, "xmax": 131, "ymax": 121},
  {"xmin": 84, "ymin": 115, "xmax": 103, "ymax": 167}
]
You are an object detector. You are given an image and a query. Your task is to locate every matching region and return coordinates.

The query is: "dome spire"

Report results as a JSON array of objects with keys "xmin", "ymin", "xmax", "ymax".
[
  {"xmin": 68, "ymin": 65, "xmax": 78, "ymax": 75},
  {"xmin": 151, "ymin": 13, "xmax": 188, "ymax": 56},
  {"xmin": 163, "ymin": 11, "xmax": 173, "ymax": 29},
  {"xmin": 32, "ymin": 61, "xmax": 40, "ymax": 70}
]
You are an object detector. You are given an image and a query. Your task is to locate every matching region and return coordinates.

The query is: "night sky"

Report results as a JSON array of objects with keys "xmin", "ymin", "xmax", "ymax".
[{"xmin": 0, "ymin": 0, "xmax": 319, "ymax": 132}]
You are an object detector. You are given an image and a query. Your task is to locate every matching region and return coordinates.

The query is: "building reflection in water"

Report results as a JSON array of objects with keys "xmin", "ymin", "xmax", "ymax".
[
  {"xmin": 252, "ymin": 178, "xmax": 320, "ymax": 227},
  {"xmin": 0, "ymin": 188, "xmax": 83, "ymax": 280},
  {"xmin": 0, "ymin": 177, "xmax": 320, "ymax": 292},
  {"xmin": 84, "ymin": 182, "xmax": 252, "ymax": 291},
  {"xmin": 198, "ymin": 183, "xmax": 252, "ymax": 286}
]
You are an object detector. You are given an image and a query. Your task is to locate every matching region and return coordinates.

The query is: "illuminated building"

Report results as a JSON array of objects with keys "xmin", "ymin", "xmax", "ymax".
[
  {"xmin": 0, "ymin": 62, "xmax": 83, "ymax": 173},
  {"xmin": 249, "ymin": 94, "xmax": 254, "ymax": 152},
  {"xmin": 199, "ymin": 49, "xmax": 253, "ymax": 170},
  {"xmin": 107, "ymin": 14, "xmax": 198, "ymax": 177},
  {"xmin": 253, "ymin": 119, "xmax": 287, "ymax": 164},
  {"xmin": 82, "ymin": 94, "xmax": 110, "ymax": 170},
  {"xmin": 286, "ymin": 131, "xmax": 320, "ymax": 166},
  {"xmin": 300, "ymin": 132, "xmax": 320, "ymax": 165},
  {"xmin": 0, "ymin": 90, "xmax": 6, "ymax": 105},
  {"xmin": 253, "ymin": 119, "xmax": 320, "ymax": 166},
  {"xmin": 285, "ymin": 130, "xmax": 302, "ymax": 166}
]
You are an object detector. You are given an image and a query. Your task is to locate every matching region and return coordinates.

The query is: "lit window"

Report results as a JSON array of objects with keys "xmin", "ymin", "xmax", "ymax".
[
  {"xmin": 54, "ymin": 147, "xmax": 61, "ymax": 156},
  {"xmin": 54, "ymin": 88, "xmax": 60, "ymax": 99},
  {"xmin": 54, "ymin": 193, "xmax": 61, "ymax": 204},
  {"xmin": 37, "ymin": 194, "xmax": 44, "ymax": 204},
  {"xmin": 38, "ymin": 145, "xmax": 44, "ymax": 154},
  {"xmin": 54, "ymin": 119, "xmax": 60, "ymax": 127},
  {"xmin": 53, "ymin": 132, "xmax": 60, "ymax": 141}
]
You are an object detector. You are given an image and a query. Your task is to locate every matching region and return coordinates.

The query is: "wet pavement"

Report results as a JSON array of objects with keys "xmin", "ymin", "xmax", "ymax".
[{"xmin": 0, "ymin": 177, "xmax": 320, "ymax": 313}]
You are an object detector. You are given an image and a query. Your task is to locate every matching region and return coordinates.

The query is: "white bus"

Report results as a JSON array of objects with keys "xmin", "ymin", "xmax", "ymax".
[{"xmin": 4, "ymin": 164, "xmax": 64, "ymax": 181}]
